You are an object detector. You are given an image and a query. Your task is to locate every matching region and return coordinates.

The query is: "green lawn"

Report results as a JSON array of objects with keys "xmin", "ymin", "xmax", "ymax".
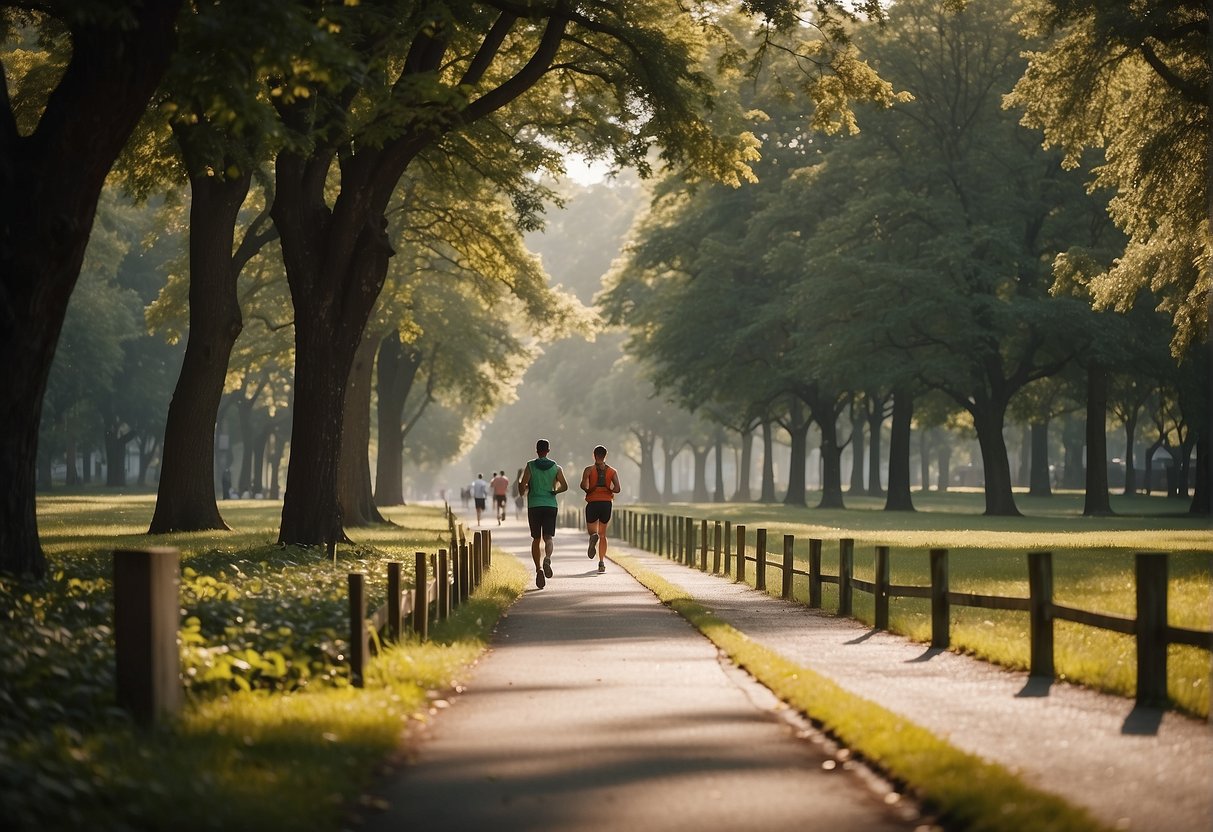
[
  {"xmin": 631, "ymin": 489, "xmax": 1213, "ymax": 717},
  {"xmin": 3, "ymin": 494, "xmax": 524, "ymax": 831}
]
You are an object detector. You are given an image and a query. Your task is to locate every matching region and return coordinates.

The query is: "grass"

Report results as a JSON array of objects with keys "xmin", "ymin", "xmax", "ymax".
[
  {"xmin": 611, "ymin": 553, "xmax": 1113, "ymax": 832},
  {"xmin": 629, "ymin": 489, "xmax": 1213, "ymax": 717},
  {"xmin": 3, "ymin": 495, "xmax": 527, "ymax": 831}
]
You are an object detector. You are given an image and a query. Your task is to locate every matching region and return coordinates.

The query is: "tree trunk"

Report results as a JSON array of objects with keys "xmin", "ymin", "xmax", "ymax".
[
  {"xmin": 137, "ymin": 434, "xmax": 157, "ymax": 486},
  {"xmin": 1017, "ymin": 423, "xmax": 1031, "ymax": 488},
  {"xmin": 662, "ymin": 442, "xmax": 679, "ymax": 503},
  {"xmin": 691, "ymin": 445, "xmax": 710, "ymax": 502},
  {"xmin": 867, "ymin": 393, "xmax": 885, "ymax": 496},
  {"xmin": 1191, "ymin": 430, "xmax": 1210, "ymax": 514},
  {"xmin": 251, "ymin": 427, "xmax": 268, "ymax": 496},
  {"xmin": 0, "ymin": 0, "xmax": 184, "ymax": 576},
  {"xmin": 817, "ymin": 410, "xmax": 846, "ymax": 509},
  {"xmin": 712, "ymin": 434, "xmax": 726, "ymax": 502},
  {"xmin": 236, "ymin": 395, "xmax": 256, "ymax": 497},
  {"xmin": 937, "ymin": 440, "xmax": 951, "ymax": 492},
  {"xmin": 849, "ymin": 399, "xmax": 865, "ymax": 494},
  {"xmin": 883, "ymin": 389, "xmax": 914, "ymax": 511},
  {"xmin": 759, "ymin": 418, "xmax": 777, "ymax": 502},
  {"xmin": 918, "ymin": 428, "xmax": 931, "ymax": 492},
  {"xmin": 1083, "ymin": 361, "xmax": 1113, "ymax": 516},
  {"xmin": 148, "ymin": 170, "xmax": 251, "ymax": 533},
  {"xmin": 973, "ymin": 405, "xmax": 1020, "ymax": 516},
  {"xmin": 37, "ymin": 448, "xmax": 52, "ymax": 491},
  {"xmin": 374, "ymin": 331, "xmax": 422, "ymax": 507},
  {"xmin": 1061, "ymin": 415, "xmax": 1085, "ymax": 489},
  {"xmin": 733, "ymin": 427, "xmax": 753, "ymax": 501},
  {"xmin": 339, "ymin": 330, "xmax": 388, "ymax": 526},
  {"xmin": 267, "ymin": 425, "xmax": 287, "ymax": 500},
  {"xmin": 65, "ymin": 435, "xmax": 80, "ymax": 487},
  {"xmin": 634, "ymin": 430, "xmax": 660, "ymax": 502},
  {"xmin": 1029, "ymin": 421, "xmax": 1053, "ymax": 497},
  {"xmin": 1122, "ymin": 412, "xmax": 1139, "ymax": 495},
  {"xmin": 104, "ymin": 423, "xmax": 129, "ymax": 487}
]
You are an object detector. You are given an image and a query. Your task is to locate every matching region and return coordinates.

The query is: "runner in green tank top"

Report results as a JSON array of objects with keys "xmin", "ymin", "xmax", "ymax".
[{"xmin": 518, "ymin": 438, "xmax": 568, "ymax": 589}]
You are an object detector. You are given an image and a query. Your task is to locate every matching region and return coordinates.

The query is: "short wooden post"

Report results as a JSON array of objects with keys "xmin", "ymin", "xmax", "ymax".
[
  {"xmin": 874, "ymin": 546, "xmax": 890, "ymax": 630},
  {"xmin": 1027, "ymin": 551, "xmax": 1054, "ymax": 677},
  {"xmin": 1135, "ymin": 552, "xmax": 1169, "ymax": 706},
  {"xmin": 723, "ymin": 520, "xmax": 732, "ymax": 576},
  {"xmin": 472, "ymin": 531, "xmax": 483, "ymax": 589},
  {"xmin": 781, "ymin": 535, "xmax": 795, "ymax": 600},
  {"xmin": 700, "ymin": 519, "xmax": 709, "ymax": 571},
  {"xmin": 930, "ymin": 548, "xmax": 949, "ymax": 648},
  {"xmin": 838, "ymin": 538, "xmax": 854, "ymax": 616},
  {"xmin": 438, "ymin": 549, "xmax": 451, "ymax": 621},
  {"xmin": 347, "ymin": 573, "xmax": 367, "ymax": 688},
  {"xmin": 755, "ymin": 528, "xmax": 768, "ymax": 592},
  {"xmin": 459, "ymin": 542, "xmax": 471, "ymax": 604},
  {"xmin": 413, "ymin": 552, "xmax": 429, "ymax": 640},
  {"xmin": 735, "ymin": 524, "xmax": 747, "ymax": 583},
  {"xmin": 712, "ymin": 521, "xmax": 723, "ymax": 574},
  {"xmin": 808, "ymin": 539, "xmax": 822, "ymax": 608},
  {"xmin": 387, "ymin": 561, "xmax": 404, "ymax": 642},
  {"xmin": 484, "ymin": 530, "xmax": 492, "ymax": 568},
  {"xmin": 685, "ymin": 516, "xmax": 694, "ymax": 566},
  {"xmin": 114, "ymin": 547, "xmax": 182, "ymax": 723}
]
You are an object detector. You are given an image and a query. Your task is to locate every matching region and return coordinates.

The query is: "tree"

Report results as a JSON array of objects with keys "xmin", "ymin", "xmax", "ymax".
[{"xmin": 0, "ymin": 0, "xmax": 185, "ymax": 575}]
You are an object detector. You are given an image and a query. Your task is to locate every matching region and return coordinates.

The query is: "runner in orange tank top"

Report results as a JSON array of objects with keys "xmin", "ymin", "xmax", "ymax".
[{"xmin": 580, "ymin": 445, "xmax": 621, "ymax": 573}]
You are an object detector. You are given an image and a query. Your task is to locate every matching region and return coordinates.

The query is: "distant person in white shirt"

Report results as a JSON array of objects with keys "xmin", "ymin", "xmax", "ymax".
[{"xmin": 471, "ymin": 474, "xmax": 490, "ymax": 525}]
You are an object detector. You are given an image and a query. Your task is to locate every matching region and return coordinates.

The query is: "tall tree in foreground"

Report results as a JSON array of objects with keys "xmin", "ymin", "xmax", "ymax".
[{"xmin": 0, "ymin": 1, "xmax": 184, "ymax": 576}]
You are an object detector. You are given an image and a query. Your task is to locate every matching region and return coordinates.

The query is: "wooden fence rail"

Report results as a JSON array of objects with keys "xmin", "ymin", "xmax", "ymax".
[{"xmin": 613, "ymin": 508, "xmax": 1213, "ymax": 708}]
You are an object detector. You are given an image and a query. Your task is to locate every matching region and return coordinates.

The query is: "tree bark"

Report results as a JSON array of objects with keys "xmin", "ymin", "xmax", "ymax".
[
  {"xmin": 103, "ymin": 422, "xmax": 130, "ymax": 487},
  {"xmin": 1017, "ymin": 423, "xmax": 1031, "ymax": 488},
  {"xmin": 973, "ymin": 406, "xmax": 1021, "ymax": 516},
  {"xmin": 1083, "ymin": 361, "xmax": 1113, "ymax": 515},
  {"xmin": 661, "ymin": 440, "xmax": 680, "ymax": 503},
  {"xmin": 1029, "ymin": 421, "xmax": 1053, "ymax": 496},
  {"xmin": 783, "ymin": 400, "xmax": 811, "ymax": 507},
  {"xmin": 866, "ymin": 392, "xmax": 885, "ymax": 496},
  {"xmin": 65, "ymin": 435, "xmax": 80, "ymax": 487},
  {"xmin": 148, "ymin": 170, "xmax": 252, "ymax": 533},
  {"xmin": 1122, "ymin": 411, "xmax": 1139, "ymax": 495},
  {"xmin": 690, "ymin": 444, "xmax": 710, "ymax": 502},
  {"xmin": 759, "ymin": 418, "xmax": 777, "ymax": 502},
  {"xmin": 632, "ymin": 429, "xmax": 660, "ymax": 502},
  {"xmin": 884, "ymin": 389, "xmax": 914, "ymax": 511},
  {"xmin": 37, "ymin": 448, "xmax": 52, "ymax": 491},
  {"xmin": 1061, "ymin": 415, "xmax": 1085, "ymax": 489},
  {"xmin": 937, "ymin": 438, "xmax": 951, "ymax": 492},
  {"xmin": 339, "ymin": 330, "xmax": 388, "ymax": 526},
  {"xmin": 849, "ymin": 398, "xmax": 865, "ymax": 494},
  {"xmin": 374, "ymin": 331, "xmax": 423, "ymax": 507},
  {"xmin": 817, "ymin": 410, "xmax": 846, "ymax": 509},
  {"xmin": 236, "ymin": 391, "xmax": 257, "ymax": 497},
  {"xmin": 918, "ymin": 428, "xmax": 931, "ymax": 492},
  {"xmin": 712, "ymin": 434, "xmax": 726, "ymax": 502},
  {"xmin": 733, "ymin": 427, "xmax": 753, "ymax": 501}
]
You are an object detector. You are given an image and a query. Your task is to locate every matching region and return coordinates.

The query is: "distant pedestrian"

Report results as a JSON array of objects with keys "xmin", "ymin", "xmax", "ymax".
[
  {"xmin": 513, "ymin": 468, "xmax": 525, "ymax": 519},
  {"xmin": 518, "ymin": 439, "xmax": 568, "ymax": 589},
  {"xmin": 490, "ymin": 470, "xmax": 510, "ymax": 524},
  {"xmin": 580, "ymin": 445, "xmax": 621, "ymax": 573},
  {"xmin": 471, "ymin": 473, "xmax": 489, "ymax": 526}
]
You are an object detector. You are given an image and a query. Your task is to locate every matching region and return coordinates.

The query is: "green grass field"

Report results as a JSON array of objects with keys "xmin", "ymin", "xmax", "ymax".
[
  {"xmin": 633, "ymin": 489, "xmax": 1213, "ymax": 717},
  {"xmin": 3, "ymin": 494, "xmax": 525, "ymax": 830}
]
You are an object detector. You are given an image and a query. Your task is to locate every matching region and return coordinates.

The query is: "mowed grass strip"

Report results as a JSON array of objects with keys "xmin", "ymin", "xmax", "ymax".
[
  {"xmin": 612, "ymin": 553, "xmax": 1113, "ymax": 832},
  {"xmin": 6, "ymin": 497, "xmax": 526, "ymax": 830},
  {"xmin": 635, "ymin": 493, "xmax": 1212, "ymax": 716}
]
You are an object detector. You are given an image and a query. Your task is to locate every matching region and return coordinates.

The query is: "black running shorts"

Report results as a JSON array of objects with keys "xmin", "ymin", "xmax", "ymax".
[
  {"xmin": 585, "ymin": 501, "xmax": 613, "ymax": 525},
  {"xmin": 528, "ymin": 506, "xmax": 557, "ymax": 539}
]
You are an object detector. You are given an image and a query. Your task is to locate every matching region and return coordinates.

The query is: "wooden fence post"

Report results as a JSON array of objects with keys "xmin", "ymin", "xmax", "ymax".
[
  {"xmin": 838, "ymin": 538, "xmax": 854, "ymax": 616},
  {"xmin": 1136, "ymin": 552, "xmax": 1169, "ymax": 706},
  {"xmin": 736, "ymin": 524, "xmax": 746, "ymax": 584},
  {"xmin": 723, "ymin": 520, "xmax": 732, "ymax": 576},
  {"xmin": 459, "ymin": 542, "xmax": 470, "ymax": 604},
  {"xmin": 781, "ymin": 535, "xmax": 795, "ymax": 600},
  {"xmin": 700, "ymin": 519, "xmax": 709, "ymax": 571},
  {"xmin": 685, "ymin": 516, "xmax": 694, "ymax": 566},
  {"xmin": 713, "ymin": 521, "xmax": 723, "ymax": 574},
  {"xmin": 755, "ymin": 528, "xmax": 768, "ymax": 592},
  {"xmin": 413, "ymin": 552, "xmax": 429, "ymax": 641},
  {"xmin": 874, "ymin": 546, "xmax": 890, "ymax": 630},
  {"xmin": 1027, "ymin": 551, "xmax": 1054, "ymax": 677},
  {"xmin": 387, "ymin": 561, "xmax": 404, "ymax": 642},
  {"xmin": 348, "ymin": 573, "xmax": 367, "ymax": 688},
  {"xmin": 808, "ymin": 539, "xmax": 822, "ymax": 608},
  {"xmin": 930, "ymin": 548, "xmax": 949, "ymax": 648},
  {"xmin": 484, "ymin": 530, "xmax": 492, "ymax": 568},
  {"xmin": 114, "ymin": 547, "xmax": 182, "ymax": 723},
  {"xmin": 472, "ymin": 531, "xmax": 483, "ymax": 589},
  {"xmin": 438, "ymin": 549, "xmax": 451, "ymax": 621}
]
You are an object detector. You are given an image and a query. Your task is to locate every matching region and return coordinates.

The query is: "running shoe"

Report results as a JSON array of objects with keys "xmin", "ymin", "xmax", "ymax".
[
  {"xmin": 536, "ymin": 569, "xmax": 546, "ymax": 589},
  {"xmin": 543, "ymin": 555, "xmax": 553, "ymax": 578},
  {"xmin": 597, "ymin": 560, "xmax": 605, "ymax": 573},
  {"xmin": 588, "ymin": 532, "xmax": 599, "ymax": 558}
]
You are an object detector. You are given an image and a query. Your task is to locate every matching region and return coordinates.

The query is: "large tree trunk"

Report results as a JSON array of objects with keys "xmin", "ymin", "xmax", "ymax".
[
  {"xmin": 137, "ymin": 434, "xmax": 157, "ymax": 487},
  {"xmin": 848, "ymin": 399, "xmax": 865, "ymax": 494},
  {"xmin": 148, "ymin": 171, "xmax": 251, "ymax": 533},
  {"xmin": 884, "ymin": 389, "xmax": 914, "ymax": 511},
  {"xmin": 759, "ymin": 419, "xmax": 777, "ymax": 503},
  {"xmin": 867, "ymin": 393, "xmax": 885, "ymax": 496},
  {"xmin": 374, "ymin": 331, "xmax": 423, "ymax": 507},
  {"xmin": 1061, "ymin": 415, "xmax": 1085, "ymax": 489},
  {"xmin": 783, "ymin": 400, "xmax": 811, "ymax": 507},
  {"xmin": 267, "ymin": 424, "xmax": 287, "ymax": 500},
  {"xmin": 236, "ymin": 394, "xmax": 256, "ymax": 496},
  {"xmin": 339, "ymin": 330, "xmax": 388, "ymax": 526},
  {"xmin": 712, "ymin": 435, "xmax": 726, "ymax": 502},
  {"xmin": 662, "ymin": 441, "xmax": 679, "ymax": 503},
  {"xmin": 1083, "ymin": 361, "xmax": 1113, "ymax": 516},
  {"xmin": 690, "ymin": 444, "xmax": 710, "ymax": 502},
  {"xmin": 1017, "ymin": 423, "xmax": 1031, "ymax": 488},
  {"xmin": 918, "ymin": 428, "xmax": 931, "ymax": 492},
  {"xmin": 973, "ymin": 405, "xmax": 1020, "ymax": 516},
  {"xmin": 0, "ymin": 0, "xmax": 184, "ymax": 576},
  {"xmin": 37, "ymin": 448, "xmax": 52, "ymax": 491},
  {"xmin": 733, "ymin": 427, "xmax": 753, "ymax": 501},
  {"xmin": 817, "ymin": 410, "xmax": 846, "ymax": 509},
  {"xmin": 103, "ymin": 423, "xmax": 130, "ymax": 487},
  {"xmin": 633, "ymin": 430, "xmax": 660, "ymax": 503},
  {"xmin": 1029, "ymin": 421, "xmax": 1053, "ymax": 496}
]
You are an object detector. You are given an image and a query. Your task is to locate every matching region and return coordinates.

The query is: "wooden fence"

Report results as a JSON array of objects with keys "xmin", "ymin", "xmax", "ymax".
[
  {"xmin": 609, "ymin": 508, "xmax": 1213, "ymax": 707},
  {"xmin": 113, "ymin": 509, "xmax": 494, "ymax": 722}
]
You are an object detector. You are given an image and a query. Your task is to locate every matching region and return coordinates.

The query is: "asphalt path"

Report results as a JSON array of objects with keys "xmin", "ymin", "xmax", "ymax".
[{"xmin": 361, "ymin": 513, "xmax": 922, "ymax": 832}]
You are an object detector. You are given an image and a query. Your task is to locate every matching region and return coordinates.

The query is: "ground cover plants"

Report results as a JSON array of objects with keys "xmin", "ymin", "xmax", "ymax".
[
  {"xmin": 1, "ymin": 496, "xmax": 526, "ymax": 830},
  {"xmin": 638, "ymin": 490, "xmax": 1212, "ymax": 716}
]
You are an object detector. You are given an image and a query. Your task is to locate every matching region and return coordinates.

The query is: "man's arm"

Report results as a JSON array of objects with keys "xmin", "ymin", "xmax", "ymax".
[
  {"xmin": 554, "ymin": 467, "xmax": 569, "ymax": 494},
  {"xmin": 580, "ymin": 466, "xmax": 593, "ymax": 494},
  {"xmin": 519, "ymin": 464, "xmax": 530, "ymax": 495},
  {"xmin": 609, "ymin": 469, "xmax": 621, "ymax": 494}
]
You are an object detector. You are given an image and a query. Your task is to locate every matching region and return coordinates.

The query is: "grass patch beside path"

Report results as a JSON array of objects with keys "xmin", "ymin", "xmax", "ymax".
[
  {"xmin": 612, "ymin": 553, "xmax": 1112, "ymax": 832},
  {"xmin": 4, "ymin": 496, "xmax": 527, "ymax": 831}
]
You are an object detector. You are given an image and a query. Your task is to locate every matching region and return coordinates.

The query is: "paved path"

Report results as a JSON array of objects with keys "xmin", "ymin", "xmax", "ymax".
[
  {"xmin": 613, "ymin": 531, "xmax": 1213, "ymax": 832},
  {"xmin": 363, "ymin": 516, "xmax": 920, "ymax": 832}
]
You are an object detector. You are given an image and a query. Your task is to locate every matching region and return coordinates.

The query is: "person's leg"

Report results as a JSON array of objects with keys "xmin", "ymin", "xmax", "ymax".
[
  {"xmin": 541, "ymin": 507, "xmax": 556, "ymax": 576},
  {"xmin": 527, "ymin": 508, "xmax": 545, "ymax": 588}
]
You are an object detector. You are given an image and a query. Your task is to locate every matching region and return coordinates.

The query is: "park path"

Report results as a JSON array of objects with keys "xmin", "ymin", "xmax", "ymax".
[
  {"xmin": 361, "ymin": 513, "xmax": 921, "ymax": 832},
  {"xmin": 608, "ymin": 528, "xmax": 1213, "ymax": 832}
]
